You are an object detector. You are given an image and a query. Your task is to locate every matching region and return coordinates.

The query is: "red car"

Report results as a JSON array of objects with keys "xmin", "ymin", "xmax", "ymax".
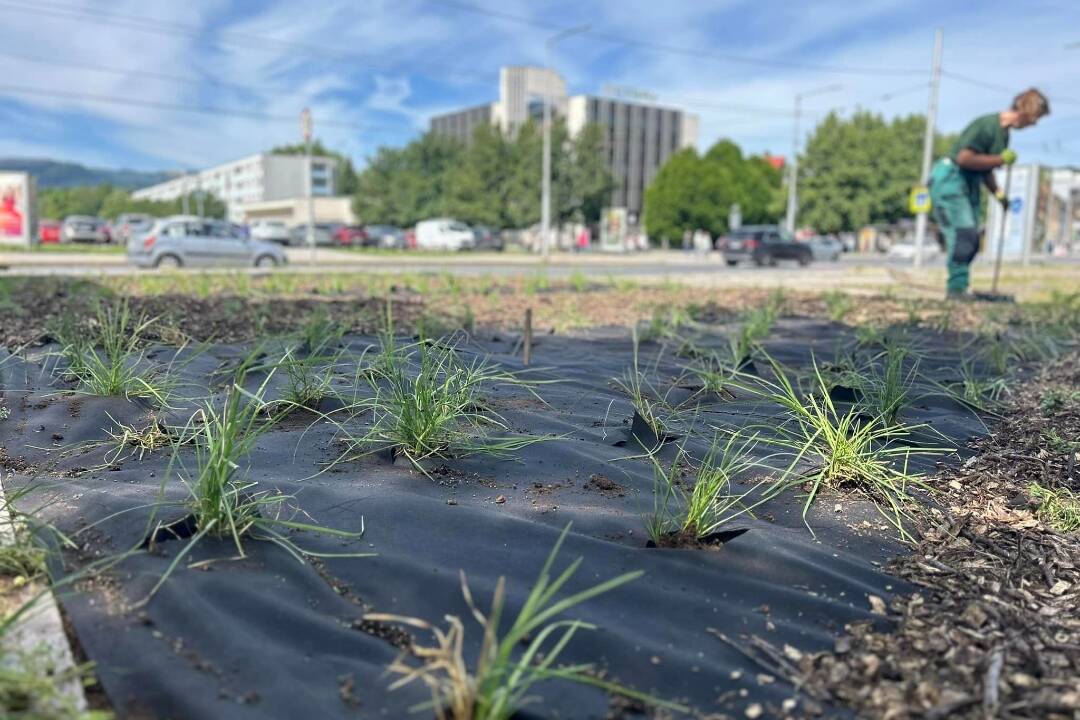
[
  {"xmin": 38, "ymin": 220, "xmax": 61, "ymax": 244},
  {"xmin": 333, "ymin": 225, "xmax": 367, "ymax": 246}
]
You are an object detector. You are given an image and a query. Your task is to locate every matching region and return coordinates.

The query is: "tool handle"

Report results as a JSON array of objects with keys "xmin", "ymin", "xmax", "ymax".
[{"xmin": 990, "ymin": 164, "xmax": 1012, "ymax": 295}]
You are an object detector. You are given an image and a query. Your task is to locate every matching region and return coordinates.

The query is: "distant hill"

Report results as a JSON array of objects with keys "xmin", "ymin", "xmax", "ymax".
[{"xmin": 0, "ymin": 158, "xmax": 173, "ymax": 190}]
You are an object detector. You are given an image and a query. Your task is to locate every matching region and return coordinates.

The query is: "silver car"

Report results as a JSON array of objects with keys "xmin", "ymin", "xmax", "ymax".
[
  {"xmin": 128, "ymin": 216, "xmax": 287, "ymax": 269},
  {"xmin": 62, "ymin": 215, "xmax": 109, "ymax": 243}
]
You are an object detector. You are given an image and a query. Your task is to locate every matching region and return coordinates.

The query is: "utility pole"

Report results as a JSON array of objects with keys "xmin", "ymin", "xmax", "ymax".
[
  {"xmin": 913, "ymin": 28, "xmax": 944, "ymax": 270},
  {"xmin": 784, "ymin": 84, "xmax": 841, "ymax": 236},
  {"xmin": 301, "ymin": 107, "xmax": 315, "ymax": 264},
  {"xmin": 541, "ymin": 24, "xmax": 589, "ymax": 257}
]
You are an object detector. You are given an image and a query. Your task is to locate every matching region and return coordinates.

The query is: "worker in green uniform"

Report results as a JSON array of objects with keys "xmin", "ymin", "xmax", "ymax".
[{"xmin": 929, "ymin": 88, "xmax": 1050, "ymax": 298}]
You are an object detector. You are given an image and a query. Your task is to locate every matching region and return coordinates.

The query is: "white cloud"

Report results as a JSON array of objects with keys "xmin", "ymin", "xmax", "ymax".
[{"xmin": 0, "ymin": 0, "xmax": 1077, "ymax": 170}]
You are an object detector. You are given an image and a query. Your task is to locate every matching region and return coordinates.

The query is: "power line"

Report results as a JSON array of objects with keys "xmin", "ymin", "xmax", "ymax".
[
  {"xmin": 0, "ymin": 82, "xmax": 414, "ymax": 136},
  {"xmin": 942, "ymin": 71, "xmax": 1080, "ymax": 106},
  {"xmin": 0, "ymin": 0, "xmax": 497, "ymax": 86},
  {"xmin": 0, "ymin": 49, "xmax": 284, "ymax": 95},
  {"xmin": 426, "ymin": 0, "xmax": 927, "ymax": 77}
]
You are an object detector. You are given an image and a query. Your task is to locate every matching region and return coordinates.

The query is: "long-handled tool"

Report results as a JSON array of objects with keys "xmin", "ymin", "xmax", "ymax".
[{"xmin": 977, "ymin": 164, "xmax": 1016, "ymax": 303}]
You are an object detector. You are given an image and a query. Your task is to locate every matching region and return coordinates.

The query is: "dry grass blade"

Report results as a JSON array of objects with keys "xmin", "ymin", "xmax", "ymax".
[{"xmin": 365, "ymin": 525, "xmax": 685, "ymax": 720}]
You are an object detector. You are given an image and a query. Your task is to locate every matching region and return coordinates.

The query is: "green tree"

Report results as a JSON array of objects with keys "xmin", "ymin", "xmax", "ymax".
[
  {"xmin": 798, "ymin": 111, "xmax": 956, "ymax": 233},
  {"xmin": 443, "ymin": 124, "xmax": 514, "ymax": 227},
  {"xmin": 568, "ymin": 123, "xmax": 615, "ymax": 224},
  {"xmin": 39, "ymin": 184, "xmax": 226, "ymax": 221},
  {"xmin": 353, "ymin": 132, "xmax": 464, "ymax": 226},
  {"xmin": 643, "ymin": 139, "xmax": 783, "ymax": 245}
]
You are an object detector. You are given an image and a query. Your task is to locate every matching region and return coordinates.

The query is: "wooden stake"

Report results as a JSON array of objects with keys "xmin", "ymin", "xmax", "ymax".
[{"xmin": 523, "ymin": 308, "xmax": 533, "ymax": 367}]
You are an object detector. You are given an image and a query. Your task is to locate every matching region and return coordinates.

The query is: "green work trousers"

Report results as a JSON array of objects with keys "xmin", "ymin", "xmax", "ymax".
[{"xmin": 929, "ymin": 158, "xmax": 980, "ymax": 294}]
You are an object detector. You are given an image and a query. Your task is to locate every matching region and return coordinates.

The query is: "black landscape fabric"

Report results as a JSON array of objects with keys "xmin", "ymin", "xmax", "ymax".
[{"xmin": 0, "ymin": 319, "xmax": 992, "ymax": 719}]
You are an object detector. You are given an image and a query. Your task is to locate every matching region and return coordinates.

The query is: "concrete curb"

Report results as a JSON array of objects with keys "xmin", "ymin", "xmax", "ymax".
[{"xmin": 0, "ymin": 477, "xmax": 88, "ymax": 712}]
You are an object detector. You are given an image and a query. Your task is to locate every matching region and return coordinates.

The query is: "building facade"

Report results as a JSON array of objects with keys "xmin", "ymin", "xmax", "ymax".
[
  {"xmin": 132, "ymin": 153, "xmax": 337, "ymax": 222},
  {"xmin": 429, "ymin": 66, "xmax": 697, "ymax": 217},
  {"xmin": 567, "ymin": 96, "xmax": 697, "ymax": 216}
]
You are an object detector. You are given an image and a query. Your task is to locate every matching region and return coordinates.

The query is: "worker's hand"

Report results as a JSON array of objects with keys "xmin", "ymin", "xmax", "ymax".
[
  {"xmin": 1000, "ymin": 149, "xmax": 1018, "ymax": 165},
  {"xmin": 995, "ymin": 189, "xmax": 1009, "ymax": 209}
]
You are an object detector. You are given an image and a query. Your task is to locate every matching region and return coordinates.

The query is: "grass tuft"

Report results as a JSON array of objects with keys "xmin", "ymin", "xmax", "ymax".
[
  {"xmin": 364, "ymin": 524, "xmax": 685, "ymax": 720},
  {"xmin": 738, "ymin": 356, "xmax": 945, "ymax": 540},
  {"xmin": 52, "ymin": 300, "xmax": 174, "ymax": 403},
  {"xmin": 1029, "ymin": 483, "xmax": 1080, "ymax": 532}
]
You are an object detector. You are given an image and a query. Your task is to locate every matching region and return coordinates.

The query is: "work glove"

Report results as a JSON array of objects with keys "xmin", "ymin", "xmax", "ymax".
[
  {"xmin": 995, "ymin": 189, "xmax": 1009, "ymax": 209},
  {"xmin": 1000, "ymin": 149, "xmax": 1017, "ymax": 165}
]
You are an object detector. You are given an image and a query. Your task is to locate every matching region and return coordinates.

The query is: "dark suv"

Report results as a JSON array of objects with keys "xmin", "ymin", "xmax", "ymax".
[{"xmin": 720, "ymin": 225, "xmax": 812, "ymax": 267}]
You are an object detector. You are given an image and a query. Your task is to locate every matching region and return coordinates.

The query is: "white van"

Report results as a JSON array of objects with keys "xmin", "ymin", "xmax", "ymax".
[{"xmin": 414, "ymin": 218, "xmax": 475, "ymax": 251}]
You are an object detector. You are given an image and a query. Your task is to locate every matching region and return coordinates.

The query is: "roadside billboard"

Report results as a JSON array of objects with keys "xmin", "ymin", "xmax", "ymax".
[
  {"xmin": 0, "ymin": 171, "xmax": 33, "ymax": 246},
  {"xmin": 600, "ymin": 207, "xmax": 628, "ymax": 252}
]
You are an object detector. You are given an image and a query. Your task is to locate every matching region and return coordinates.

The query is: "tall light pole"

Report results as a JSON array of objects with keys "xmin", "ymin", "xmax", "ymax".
[
  {"xmin": 542, "ymin": 24, "xmax": 590, "ymax": 257},
  {"xmin": 913, "ymin": 28, "xmax": 944, "ymax": 269},
  {"xmin": 784, "ymin": 84, "xmax": 842, "ymax": 235},
  {"xmin": 301, "ymin": 107, "xmax": 315, "ymax": 264}
]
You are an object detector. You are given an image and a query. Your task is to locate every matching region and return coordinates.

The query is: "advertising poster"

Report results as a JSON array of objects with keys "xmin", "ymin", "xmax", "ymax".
[
  {"xmin": 985, "ymin": 164, "xmax": 1039, "ymax": 260},
  {"xmin": 0, "ymin": 171, "xmax": 31, "ymax": 246}
]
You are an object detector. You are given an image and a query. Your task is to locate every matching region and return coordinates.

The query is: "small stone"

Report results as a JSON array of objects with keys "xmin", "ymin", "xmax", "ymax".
[
  {"xmin": 745, "ymin": 703, "xmax": 763, "ymax": 719},
  {"xmin": 446, "ymin": 499, "xmax": 457, "ymax": 506},
  {"xmin": 867, "ymin": 595, "xmax": 887, "ymax": 615},
  {"xmin": 494, "ymin": 495, "xmax": 506, "ymax": 504},
  {"xmin": 783, "ymin": 644, "xmax": 803, "ymax": 662},
  {"xmin": 834, "ymin": 503, "xmax": 842, "ymax": 513},
  {"xmin": 782, "ymin": 698, "xmax": 797, "ymax": 712},
  {"xmin": 650, "ymin": 655, "xmax": 661, "ymax": 665}
]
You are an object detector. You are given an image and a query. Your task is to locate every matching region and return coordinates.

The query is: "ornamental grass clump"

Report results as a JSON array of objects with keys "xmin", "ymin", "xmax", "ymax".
[
  {"xmin": 52, "ymin": 300, "xmax": 174, "ymax": 403},
  {"xmin": 644, "ymin": 433, "xmax": 765, "ymax": 545},
  {"xmin": 365, "ymin": 525, "xmax": 684, "ymax": 720},
  {"xmin": 346, "ymin": 333, "xmax": 543, "ymax": 468},
  {"xmin": 740, "ymin": 357, "xmax": 945, "ymax": 540},
  {"xmin": 145, "ymin": 378, "xmax": 368, "ymax": 599}
]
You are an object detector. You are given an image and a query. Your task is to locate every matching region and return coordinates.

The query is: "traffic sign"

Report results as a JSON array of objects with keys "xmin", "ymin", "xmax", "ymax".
[
  {"xmin": 1010, "ymin": 198, "xmax": 1022, "ymax": 214},
  {"xmin": 909, "ymin": 186, "xmax": 931, "ymax": 214}
]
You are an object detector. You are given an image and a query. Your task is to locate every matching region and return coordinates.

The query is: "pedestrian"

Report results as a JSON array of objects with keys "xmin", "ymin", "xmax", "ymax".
[
  {"xmin": 929, "ymin": 87, "xmax": 1050, "ymax": 299},
  {"xmin": 576, "ymin": 225, "xmax": 590, "ymax": 252}
]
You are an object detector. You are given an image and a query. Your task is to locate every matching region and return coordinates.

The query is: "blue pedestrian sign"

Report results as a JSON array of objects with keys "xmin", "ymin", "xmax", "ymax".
[{"xmin": 1010, "ymin": 198, "xmax": 1023, "ymax": 214}]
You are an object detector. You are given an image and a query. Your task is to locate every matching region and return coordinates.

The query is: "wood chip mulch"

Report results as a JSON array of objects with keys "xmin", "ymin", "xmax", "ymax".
[{"xmin": 730, "ymin": 352, "xmax": 1080, "ymax": 720}]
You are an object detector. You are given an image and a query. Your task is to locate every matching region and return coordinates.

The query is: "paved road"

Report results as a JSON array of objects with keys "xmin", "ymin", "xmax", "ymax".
[{"xmin": 0, "ymin": 248, "xmax": 1074, "ymax": 294}]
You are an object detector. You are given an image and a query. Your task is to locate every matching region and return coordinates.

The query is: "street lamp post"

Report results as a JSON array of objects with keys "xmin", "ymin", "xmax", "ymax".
[
  {"xmin": 301, "ymin": 108, "xmax": 315, "ymax": 264},
  {"xmin": 541, "ymin": 24, "xmax": 590, "ymax": 258},
  {"xmin": 784, "ymin": 84, "xmax": 842, "ymax": 236}
]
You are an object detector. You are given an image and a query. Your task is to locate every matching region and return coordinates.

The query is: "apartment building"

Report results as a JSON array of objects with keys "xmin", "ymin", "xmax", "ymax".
[{"xmin": 132, "ymin": 153, "xmax": 337, "ymax": 221}]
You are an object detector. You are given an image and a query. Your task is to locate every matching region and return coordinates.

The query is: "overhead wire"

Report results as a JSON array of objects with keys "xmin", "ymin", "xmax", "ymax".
[
  {"xmin": 425, "ymin": 0, "xmax": 927, "ymax": 77},
  {"xmin": 0, "ymin": 83, "xmax": 415, "ymax": 136}
]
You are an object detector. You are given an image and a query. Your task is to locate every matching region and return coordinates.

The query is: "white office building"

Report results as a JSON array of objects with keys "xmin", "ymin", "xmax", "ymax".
[
  {"xmin": 132, "ymin": 153, "xmax": 338, "ymax": 222},
  {"xmin": 430, "ymin": 66, "xmax": 698, "ymax": 217}
]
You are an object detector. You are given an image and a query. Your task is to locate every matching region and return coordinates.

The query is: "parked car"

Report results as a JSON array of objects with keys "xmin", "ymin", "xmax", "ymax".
[
  {"xmin": 886, "ymin": 237, "xmax": 942, "ymax": 261},
  {"xmin": 472, "ymin": 225, "xmax": 504, "ymax": 251},
  {"xmin": 333, "ymin": 224, "xmax": 368, "ymax": 246},
  {"xmin": 250, "ymin": 219, "xmax": 291, "ymax": 245},
  {"xmin": 720, "ymin": 225, "xmax": 812, "ymax": 267},
  {"xmin": 128, "ymin": 216, "xmax": 286, "ymax": 269},
  {"xmin": 809, "ymin": 235, "xmax": 843, "ymax": 262},
  {"xmin": 288, "ymin": 223, "xmax": 337, "ymax": 247},
  {"xmin": 364, "ymin": 225, "xmax": 406, "ymax": 249},
  {"xmin": 62, "ymin": 215, "xmax": 109, "ymax": 243},
  {"xmin": 415, "ymin": 218, "xmax": 475, "ymax": 251},
  {"xmin": 37, "ymin": 220, "xmax": 61, "ymax": 244},
  {"xmin": 114, "ymin": 213, "xmax": 154, "ymax": 245}
]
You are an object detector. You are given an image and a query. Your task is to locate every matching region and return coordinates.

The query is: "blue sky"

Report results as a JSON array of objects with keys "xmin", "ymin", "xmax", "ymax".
[{"xmin": 1, "ymin": 0, "xmax": 1078, "ymax": 172}]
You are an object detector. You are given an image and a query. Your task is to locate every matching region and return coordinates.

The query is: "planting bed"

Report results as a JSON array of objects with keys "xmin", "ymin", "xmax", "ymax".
[{"xmin": 0, "ymin": 284, "xmax": 1077, "ymax": 719}]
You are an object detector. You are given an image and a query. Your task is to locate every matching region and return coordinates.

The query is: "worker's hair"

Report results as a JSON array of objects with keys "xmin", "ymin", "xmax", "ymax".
[{"xmin": 1012, "ymin": 88, "xmax": 1050, "ymax": 119}]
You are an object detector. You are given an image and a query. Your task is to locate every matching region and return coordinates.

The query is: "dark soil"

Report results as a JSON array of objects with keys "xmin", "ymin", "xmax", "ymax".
[{"xmin": 584, "ymin": 473, "xmax": 627, "ymax": 498}]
